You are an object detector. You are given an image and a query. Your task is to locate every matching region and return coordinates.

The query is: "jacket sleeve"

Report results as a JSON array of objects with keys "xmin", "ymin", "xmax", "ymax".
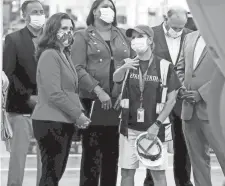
[
  {"xmin": 115, "ymin": 28, "xmax": 136, "ymax": 70},
  {"xmin": 119, "ymin": 28, "xmax": 136, "ymax": 58},
  {"xmin": 3, "ymin": 35, "xmax": 17, "ymax": 82},
  {"xmin": 175, "ymin": 36, "xmax": 187, "ymax": 84},
  {"xmin": 198, "ymin": 80, "xmax": 211, "ymax": 103},
  {"xmin": 71, "ymin": 31, "xmax": 99, "ymax": 93},
  {"xmin": 38, "ymin": 50, "xmax": 82, "ymax": 122}
]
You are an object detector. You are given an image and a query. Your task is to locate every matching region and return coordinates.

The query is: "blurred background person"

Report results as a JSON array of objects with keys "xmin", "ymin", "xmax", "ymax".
[
  {"xmin": 32, "ymin": 12, "xmax": 91, "ymax": 186},
  {"xmin": 1, "ymin": 70, "xmax": 12, "ymax": 152},
  {"xmin": 145, "ymin": 6, "xmax": 193, "ymax": 186},
  {"xmin": 1, "ymin": 71, "xmax": 9, "ymax": 109},
  {"xmin": 2, "ymin": 0, "xmax": 45, "ymax": 185},
  {"xmin": 71, "ymin": 0, "xmax": 134, "ymax": 186},
  {"xmin": 66, "ymin": 8, "xmax": 78, "ymax": 23}
]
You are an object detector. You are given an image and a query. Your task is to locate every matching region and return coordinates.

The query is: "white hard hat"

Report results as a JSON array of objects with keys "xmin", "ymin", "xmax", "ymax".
[{"xmin": 135, "ymin": 132, "xmax": 164, "ymax": 168}]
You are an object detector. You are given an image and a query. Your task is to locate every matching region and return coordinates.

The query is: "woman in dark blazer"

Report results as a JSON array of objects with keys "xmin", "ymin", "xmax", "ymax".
[
  {"xmin": 32, "ymin": 13, "xmax": 91, "ymax": 186},
  {"xmin": 71, "ymin": 0, "xmax": 136, "ymax": 186}
]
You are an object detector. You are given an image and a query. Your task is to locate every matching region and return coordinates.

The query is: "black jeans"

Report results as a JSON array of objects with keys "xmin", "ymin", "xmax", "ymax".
[
  {"xmin": 79, "ymin": 125, "xmax": 119, "ymax": 186},
  {"xmin": 144, "ymin": 113, "xmax": 193, "ymax": 186},
  {"xmin": 33, "ymin": 120, "xmax": 74, "ymax": 186}
]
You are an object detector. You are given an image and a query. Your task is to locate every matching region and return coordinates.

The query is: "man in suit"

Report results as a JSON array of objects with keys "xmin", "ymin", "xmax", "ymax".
[
  {"xmin": 144, "ymin": 6, "xmax": 193, "ymax": 186},
  {"xmin": 3, "ymin": 1, "xmax": 45, "ymax": 185},
  {"xmin": 176, "ymin": 31, "xmax": 220, "ymax": 186}
]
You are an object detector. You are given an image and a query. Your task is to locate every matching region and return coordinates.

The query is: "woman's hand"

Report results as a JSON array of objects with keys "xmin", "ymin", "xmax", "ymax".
[
  {"xmin": 94, "ymin": 86, "xmax": 112, "ymax": 110},
  {"xmin": 146, "ymin": 122, "xmax": 160, "ymax": 140},
  {"xmin": 122, "ymin": 57, "xmax": 139, "ymax": 70},
  {"xmin": 27, "ymin": 95, "xmax": 38, "ymax": 109},
  {"xmin": 98, "ymin": 91, "xmax": 112, "ymax": 110},
  {"xmin": 76, "ymin": 113, "xmax": 91, "ymax": 129}
]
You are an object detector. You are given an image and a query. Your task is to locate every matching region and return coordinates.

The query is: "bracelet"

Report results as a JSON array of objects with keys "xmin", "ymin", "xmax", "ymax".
[{"xmin": 155, "ymin": 120, "xmax": 162, "ymax": 128}]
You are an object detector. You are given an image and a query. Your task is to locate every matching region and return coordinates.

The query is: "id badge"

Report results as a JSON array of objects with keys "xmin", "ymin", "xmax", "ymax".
[
  {"xmin": 137, "ymin": 108, "xmax": 145, "ymax": 122},
  {"xmin": 156, "ymin": 103, "xmax": 164, "ymax": 114},
  {"xmin": 120, "ymin": 99, "xmax": 129, "ymax": 108}
]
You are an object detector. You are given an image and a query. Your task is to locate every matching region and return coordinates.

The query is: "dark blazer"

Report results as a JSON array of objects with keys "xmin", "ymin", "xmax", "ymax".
[
  {"xmin": 3, "ymin": 27, "xmax": 37, "ymax": 114},
  {"xmin": 152, "ymin": 24, "xmax": 192, "ymax": 117},
  {"xmin": 32, "ymin": 49, "xmax": 83, "ymax": 123},
  {"xmin": 152, "ymin": 24, "xmax": 192, "ymax": 65}
]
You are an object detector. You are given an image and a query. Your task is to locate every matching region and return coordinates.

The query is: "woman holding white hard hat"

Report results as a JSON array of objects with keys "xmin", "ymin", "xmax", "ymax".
[{"xmin": 113, "ymin": 25, "xmax": 181, "ymax": 186}]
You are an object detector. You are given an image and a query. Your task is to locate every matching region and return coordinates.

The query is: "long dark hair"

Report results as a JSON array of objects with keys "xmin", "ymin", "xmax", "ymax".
[
  {"xmin": 36, "ymin": 13, "xmax": 75, "ymax": 61},
  {"xmin": 86, "ymin": 0, "xmax": 117, "ymax": 26}
]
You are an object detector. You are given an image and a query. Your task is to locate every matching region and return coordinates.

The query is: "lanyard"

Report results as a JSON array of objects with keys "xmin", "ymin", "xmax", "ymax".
[{"xmin": 138, "ymin": 56, "xmax": 153, "ymax": 108}]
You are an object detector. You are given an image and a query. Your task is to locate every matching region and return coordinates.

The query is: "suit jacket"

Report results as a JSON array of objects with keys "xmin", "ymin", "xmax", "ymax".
[
  {"xmin": 152, "ymin": 24, "xmax": 192, "ymax": 117},
  {"xmin": 3, "ymin": 27, "xmax": 37, "ymax": 114},
  {"xmin": 31, "ymin": 49, "xmax": 83, "ymax": 123},
  {"xmin": 176, "ymin": 31, "xmax": 217, "ymax": 121}
]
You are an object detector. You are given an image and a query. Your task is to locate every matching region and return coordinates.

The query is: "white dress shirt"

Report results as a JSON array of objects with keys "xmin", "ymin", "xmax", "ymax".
[
  {"xmin": 163, "ymin": 24, "xmax": 182, "ymax": 65},
  {"xmin": 193, "ymin": 36, "xmax": 206, "ymax": 70}
]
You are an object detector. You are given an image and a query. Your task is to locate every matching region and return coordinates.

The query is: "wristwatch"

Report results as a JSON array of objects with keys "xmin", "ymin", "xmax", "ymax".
[{"xmin": 154, "ymin": 120, "xmax": 162, "ymax": 128}]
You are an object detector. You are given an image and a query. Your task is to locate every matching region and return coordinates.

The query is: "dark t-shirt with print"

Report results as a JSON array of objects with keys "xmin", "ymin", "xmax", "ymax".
[{"xmin": 127, "ymin": 56, "xmax": 181, "ymax": 131}]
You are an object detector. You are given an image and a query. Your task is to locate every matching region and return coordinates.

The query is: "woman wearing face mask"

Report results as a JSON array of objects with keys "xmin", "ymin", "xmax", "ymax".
[
  {"xmin": 71, "ymin": 0, "xmax": 135, "ymax": 186},
  {"xmin": 32, "ymin": 13, "xmax": 91, "ymax": 186},
  {"xmin": 113, "ymin": 25, "xmax": 181, "ymax": 186}
]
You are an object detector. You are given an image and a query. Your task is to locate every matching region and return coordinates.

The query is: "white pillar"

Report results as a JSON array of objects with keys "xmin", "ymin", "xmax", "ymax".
[{"xmin": 126, "ymin": 0, "xmax": 137, "ymax": 27}]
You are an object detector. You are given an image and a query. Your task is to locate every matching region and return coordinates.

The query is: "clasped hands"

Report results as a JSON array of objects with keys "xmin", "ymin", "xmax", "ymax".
[
  {"xmin": 178, "ymin": 87, "xmax": 202, "ymax": 104},
  {"xmin": 76, "ymin": 113, "xmax": 91, "ymax": 129}
]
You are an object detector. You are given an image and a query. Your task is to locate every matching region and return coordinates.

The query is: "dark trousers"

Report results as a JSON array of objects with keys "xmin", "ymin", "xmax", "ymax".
[
  {"xmin": 33, "ymin": 120, "xmax": 74, "ymax": 186},
  {"xmin": 144, "ymin": 114, "xmax": 193, "ymax": 186},
  {"xmin": 79, "ymin": 125, "xmax": 119, "ymax": 186},
  {"xmin": 173, "ymin": 114, "xmax": 192, "ymax": 186}
]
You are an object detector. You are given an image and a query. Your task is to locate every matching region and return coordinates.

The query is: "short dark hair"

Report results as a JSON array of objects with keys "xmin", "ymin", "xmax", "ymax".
[
  {"xmin": 36, "ymin": 13, "xmax": 75, "ymax": 61},
  {"xmin": 86, "ymin": 0, "xmax": 117, "ymax": 26},
  {"xmin": 21, "ymin": 0, "xmax": 42, "ymax": 14}
]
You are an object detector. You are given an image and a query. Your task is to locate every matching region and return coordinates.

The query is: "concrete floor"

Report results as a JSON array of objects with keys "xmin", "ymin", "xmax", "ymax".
[
  {"xmin": 1, "ymin": 141, "xmax": 224, "ymax": 186},
  {"xmin": 1, "ymin": 168, "xmax": 224, "ymax": 186}
]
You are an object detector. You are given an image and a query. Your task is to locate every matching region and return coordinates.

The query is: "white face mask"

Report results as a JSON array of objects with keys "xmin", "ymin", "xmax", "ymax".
[
  {"xmin": 167, "ymin": 27, "xmax": 183, "ymax": 38},
  {"xmin": 99, "ymin": 8, "xmax": 115, "ymax": 24},
  {"xmin": 29, "ymin": 15, "xmax": 45, "ymax": 29},
  {"xmin": 131, "ymin": 37, "xmax": 149, "ymax": 54}
]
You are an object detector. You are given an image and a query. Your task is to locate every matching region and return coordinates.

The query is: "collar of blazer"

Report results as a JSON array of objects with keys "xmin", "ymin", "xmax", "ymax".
[
  {"xmin": 57, "ymin": 51, "xmax": 78, "ymax": 88},
  {"xmin": 87, "ymin": 25, "xmax": 119, "ymax": 40},
  {"xmin": 86, "ymin": 25, "xmax": 122, "ymax": 54},
  {"xmin": 176, "ymin": 29, "xmax": 192, "ymax": 65},
  {"xmin": 189, "ymin": 31, "xmax": 208, "ymax": 71}
]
